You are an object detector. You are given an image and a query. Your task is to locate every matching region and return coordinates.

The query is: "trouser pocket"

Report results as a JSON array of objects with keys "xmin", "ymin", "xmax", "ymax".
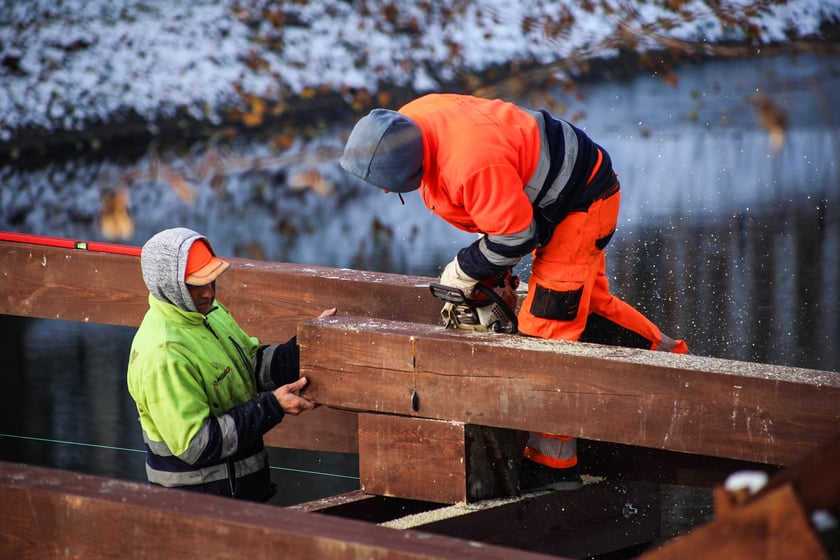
[{"xmin": 529, "ymin": 284, "xmax": 584, "ymax": 321}]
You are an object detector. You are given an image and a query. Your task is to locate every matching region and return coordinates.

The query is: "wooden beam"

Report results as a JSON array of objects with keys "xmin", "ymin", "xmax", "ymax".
[
  {"xmin": 299, "ymin": 316, "xmax": 840, "ymax": 467},
  {"xmin": 358, "ymin": 414, "xmax": 523, "ymax": 503},
  {"xmin": 0, "ymin": 461, "xmax": 559, "ymax": 560},
  {"xmin": 359, "ymin": 415, "xmax": 469, "ymax": 503},
  {"xmin": 0, "ymin": 241, "xmax": 148, "ymax": 326},
  {"xmin": 0, "ymin": 239, "xmax": 440, "ymax": 344},
  {"xmin": 216, "ymin": 259, "xmax": 438, "ymax": 343}
]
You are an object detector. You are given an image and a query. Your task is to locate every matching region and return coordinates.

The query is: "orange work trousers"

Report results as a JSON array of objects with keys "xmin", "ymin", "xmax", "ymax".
[
  {"xmin": 518, "ymin": 187, "xmax": 684, "ymax": 468},
  {"xmin": 518, "ymin": 187, "xmax": 668, "ymax": 344}
]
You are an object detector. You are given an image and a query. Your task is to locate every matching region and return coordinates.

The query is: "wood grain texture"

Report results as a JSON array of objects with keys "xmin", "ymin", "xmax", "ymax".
[
  {"xmin": 359, "ymin": 414, "xmax": 468, "ymax": 503},
  {"xmin": 300, "ymin": 316, "xmax": 840, "ymax": 466},
  {"xmin": 0, "ymin": 461, "xmax": 557, "ymax": 560},
  {"xmin": 0, "ymin": 240, "xmax": 441, "ymax": 343},
  {"xmin": 358, "ymin": 414, "xmax": 522, "ymax": 503}
]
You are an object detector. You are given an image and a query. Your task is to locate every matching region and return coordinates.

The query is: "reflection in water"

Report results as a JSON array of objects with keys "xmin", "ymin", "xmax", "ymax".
[
  {"xmin": 1, "ymin": 54, "xmax": 837, "ymax": 535},
  {"xmin": 0, "ymin": 317, "xmax": 145, "ymax": 481},
  {"xmin": 611, "ymin": 195, "xmax": 838, "ymax": 371}
]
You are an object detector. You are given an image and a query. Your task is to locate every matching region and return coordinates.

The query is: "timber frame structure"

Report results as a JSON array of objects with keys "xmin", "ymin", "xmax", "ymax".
[{"xmin": 1, "ymin": 235, "xmax": 838, "ymax": 559}]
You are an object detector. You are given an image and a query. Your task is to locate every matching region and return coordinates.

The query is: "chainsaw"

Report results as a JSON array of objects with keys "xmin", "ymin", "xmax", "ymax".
[{"xmin": 429, "ymin": 269, "xmax": 520, "ymax": 334}]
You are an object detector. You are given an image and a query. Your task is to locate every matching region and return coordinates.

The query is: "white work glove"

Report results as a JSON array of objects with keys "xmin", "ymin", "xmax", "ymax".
[
  {"xmin": 439, "ymin": 257, "xmax": 478, "ymax": 295},
  {"xmin": 438, "ymin": 257, "xmax": 479, "ymax": 329}
]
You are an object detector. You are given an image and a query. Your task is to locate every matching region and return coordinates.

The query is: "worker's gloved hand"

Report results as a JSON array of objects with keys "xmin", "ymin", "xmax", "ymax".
[
  {"xmin": 436, "ymin": 264, "xmax": 519, "ymax": 333},
  {"xmin": 438, "ymin": 257, "xmax": 479, "ymax": 328},
  {"xmin": 439, "ymin": 257, "xmax": 478, "ymax": 296}
]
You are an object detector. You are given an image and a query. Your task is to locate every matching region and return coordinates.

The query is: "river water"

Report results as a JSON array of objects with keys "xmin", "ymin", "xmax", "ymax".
[{"xmin": 1, "ymin": 52, "xmax": 838, "ymax": 544}]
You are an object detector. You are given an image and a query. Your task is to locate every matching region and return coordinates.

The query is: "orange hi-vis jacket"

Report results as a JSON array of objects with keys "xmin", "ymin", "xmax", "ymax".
[
  {"xmin": 400, "ymin": 93, "xmax": 612, "ymax": 281},
  {"xmin": 402, "ymin": 94, "xmax": 539, "ymax": 239}
]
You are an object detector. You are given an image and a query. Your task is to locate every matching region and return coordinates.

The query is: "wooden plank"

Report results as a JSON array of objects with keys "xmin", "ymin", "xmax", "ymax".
[
  {"xmin": 359, "ymin": 414, "xmax": 468, "ymax": 503},
  {"xmin": 0, "ymin": 240, "xmax": 440, "ymax": 344},
  {"xmin": 358, "ymin": 414, "xmax": 523, "ymax": 503},
  {"xmin": 217, "ymin": 259, "xmax": 441, "ymax": 344},
  {"xmin": 0, "ymin": 242, "xmax": 148, "ymax": 326},
  {"xmin": 299, "ymin": 316, "xmax": 840, "ymax": 467},
  {"xmin": 0, "ymin": 461, "xmax": 559, "ymax": 560}
]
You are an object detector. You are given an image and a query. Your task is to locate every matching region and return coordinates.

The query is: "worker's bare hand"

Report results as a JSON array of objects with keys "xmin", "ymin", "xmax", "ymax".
[
  {"xmin": 273, "ymin": 377, "xmax": 315, "ymax": 415},
  {"xmin": 318, "ymin": 307, "xmax": 337, "ymax": 318}
]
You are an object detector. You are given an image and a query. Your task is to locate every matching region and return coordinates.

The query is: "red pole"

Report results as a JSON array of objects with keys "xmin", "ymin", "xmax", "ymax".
[{"xmin": 0, "ymin": 231, "xmax": 142, "ymax": 256}]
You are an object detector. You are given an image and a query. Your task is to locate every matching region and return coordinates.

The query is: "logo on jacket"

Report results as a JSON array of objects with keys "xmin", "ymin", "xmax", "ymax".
[{"xmin": 213, "ymin": 366, "xmax": 231, "ymax": 387}]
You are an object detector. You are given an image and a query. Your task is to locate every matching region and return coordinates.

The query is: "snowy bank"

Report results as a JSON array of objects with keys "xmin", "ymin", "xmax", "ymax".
[{"xmin": 1, "ymin": 0, "xmax": 839, "ymax": 145}]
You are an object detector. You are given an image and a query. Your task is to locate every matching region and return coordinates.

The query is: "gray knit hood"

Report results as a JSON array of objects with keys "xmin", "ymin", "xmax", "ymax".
[
  {"xmin": 340, "ymin": 109, "xmax": 424, "ymax": 193},
  {"xmin": 141, "ymin": 227, "xmax": 218, "ymax": 313}
]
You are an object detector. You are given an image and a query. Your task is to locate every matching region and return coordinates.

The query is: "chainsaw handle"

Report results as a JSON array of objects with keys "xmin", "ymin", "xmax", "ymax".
[{"xmin": 429, "ymin": 283, "xmax": 470, "ymax": 304}]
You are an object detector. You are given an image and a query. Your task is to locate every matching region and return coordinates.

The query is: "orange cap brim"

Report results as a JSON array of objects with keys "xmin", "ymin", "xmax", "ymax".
[{"xmin": 185, "ymin": 257, "xmax": 229, "ymax": 285}]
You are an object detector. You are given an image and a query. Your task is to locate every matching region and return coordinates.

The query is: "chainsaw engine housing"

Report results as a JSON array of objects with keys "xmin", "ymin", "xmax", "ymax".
[{"xmin": 429, "ymin": 271, "xmax": 519, "ymax": 333}]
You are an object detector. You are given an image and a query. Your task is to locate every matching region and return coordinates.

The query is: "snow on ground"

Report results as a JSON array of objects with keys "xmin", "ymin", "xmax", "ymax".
[{"xmin": 1, "ymin": 0, "xmax": 839, "ymax": 142}]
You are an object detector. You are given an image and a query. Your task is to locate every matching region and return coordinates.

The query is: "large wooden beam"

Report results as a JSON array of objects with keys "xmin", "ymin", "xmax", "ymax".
[
  {"xmin": 299, "ymin": 316, "xmax": 840, "ymax": 468},
  {"xmin": 0, "ymin": 461, "xmax": 558, "ymax": 560},
  {"xmin": 0, "ymin": 242, "xmax": 148, "ymax": 326},
  {"xmin": 0, "ymin": 239, "xmax": 440, "ymax": 343}
]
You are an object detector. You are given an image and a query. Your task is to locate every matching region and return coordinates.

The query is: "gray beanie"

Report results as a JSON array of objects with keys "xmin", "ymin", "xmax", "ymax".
[{"xmin": 340, "ymin": 109, "xmax": 423, "ymax": 193}]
